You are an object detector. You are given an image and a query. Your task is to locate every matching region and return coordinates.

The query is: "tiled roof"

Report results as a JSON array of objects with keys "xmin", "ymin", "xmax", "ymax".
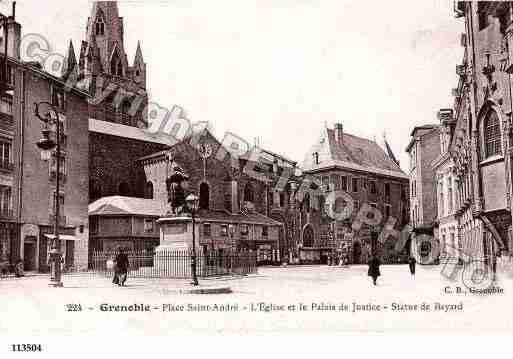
[
  {"xmin": 302, "ymin": 126, "xmax": 407, "ymax": 179},
  {"xmin": 195, "ymin": 209, "xmax": 283, "ymax": 227},
  {"xmin": 89, "ymin": 196, "xmax": 283, "ymax": 226},
  {"xmin": 89, "ymin": 196, "xmax": 168, "ymax": 217}
]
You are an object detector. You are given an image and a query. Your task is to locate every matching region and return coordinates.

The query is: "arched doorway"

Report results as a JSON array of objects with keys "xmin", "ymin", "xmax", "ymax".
[
  {"xmin": 352, "ymin": 241, "xmax": 362, "ymax": 264},
  {"xmin": 118, "ymin": 182, "xmax": 130, "ymax": 196},
  {"xmin": 199, "ymin": 182, "xmax": 210, "ymax": 210},
  {"xmin": 270, "ymin": 211, "xmax": 288, "ymax": 262}
]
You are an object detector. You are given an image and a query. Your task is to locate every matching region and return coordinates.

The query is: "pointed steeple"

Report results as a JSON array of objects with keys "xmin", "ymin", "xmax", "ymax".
[
  {"xmin": 62, "ymin": 40, "xmax": 78, "ymax": 80},
  {"xmin": 134, "ymin": 41, "xmax": 144, "ymax": 65},
  {"xmin": 132, "ymin": 40, "xmax": 146, "ymax": 88},
  {"xmin": 85, "ymin": 1, "xmax": 127, "ymax": 76}
]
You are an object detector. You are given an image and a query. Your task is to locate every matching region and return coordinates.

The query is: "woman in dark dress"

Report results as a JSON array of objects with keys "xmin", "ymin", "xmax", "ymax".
[
  {"xmin": 113, "ymin": 248, "xmax": 129, "ymax": 286},
  {"xmin": 368, "ymin": 255, "xmax": 381, "ymax": 286}
]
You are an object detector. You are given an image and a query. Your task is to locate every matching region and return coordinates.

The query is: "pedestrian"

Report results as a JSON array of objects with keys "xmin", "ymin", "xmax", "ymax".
[
  {"xmin": 113, "ymin": 248, "xmax": 129, "ymax": 286},
  {"xmin": 367, "ymin": 254, "xmax": 381, "ymax": 286},
  {"xmin": 408, "ymin": 255, "xmax": 416, "ymax": 276},
  {"xmin": 14, "ymin": 258, "xmax": 24, "ymax": 278}
]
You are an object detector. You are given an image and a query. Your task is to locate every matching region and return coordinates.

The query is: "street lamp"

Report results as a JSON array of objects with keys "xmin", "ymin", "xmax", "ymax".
[
  {"xmin": 34, "ymin": 102, "xmax": 63, "ymax": 288},
  {"xmin": 185, "ymin": 193, "xmax": 199, "ymax": 286}
]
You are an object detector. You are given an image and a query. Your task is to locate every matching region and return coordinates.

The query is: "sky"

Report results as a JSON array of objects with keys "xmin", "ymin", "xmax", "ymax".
[{"xmin": 3, "ymin": 0, "xmax": 464, "ymax": 170}]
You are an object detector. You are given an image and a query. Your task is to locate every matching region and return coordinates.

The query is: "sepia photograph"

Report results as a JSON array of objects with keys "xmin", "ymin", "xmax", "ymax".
[{"xmin": 0, "ymin": 0, "xmax": 512, "ymax": 353}]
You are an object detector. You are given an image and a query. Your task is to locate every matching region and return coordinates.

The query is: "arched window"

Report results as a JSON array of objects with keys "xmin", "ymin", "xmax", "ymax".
[
  {"xmin": 484, "ymin": 110, "xmax": 502, "ymax": 158},
  {"xmin": 145, "ymin": 181, "xmax": 154, "ymax": 199},
  {"xmin": 243, "ymin": 183, "xmax": 254, "ymax": 203},
  {"xmin": 118, "ymin": 182, "xmax": 130, "ymax": 196},
  {"xmin": 121, "ymin": 100, "xmax": 131, "ymax": 115},
  {"xmin": 199, "ymin": 182, "xmax": 210, "ymax": 210},
  {"xmin": 111, "ymin": 51, "xmax": 123, "ymax": 76},
  {"xmin": 302, "ymin": 225, "xmax": 314, "ymax": 247},
  {"xmin": 304, "ymin": 192, "xmax": 310, "ymax": 213},
  {"xmin": 318, "ymin": 195, "xmax": 325, "ymax": 215},
  {"xmin": 95, "ymin": 15, "xmax": 105, "ymax": 36}
]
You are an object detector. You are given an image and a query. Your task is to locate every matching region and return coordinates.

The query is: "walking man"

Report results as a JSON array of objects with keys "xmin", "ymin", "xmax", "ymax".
[
  {"xmin": 408, "ymin": 255, "xmax": 416, "ymax": 277},
  {"xmin": 368, "ymin": 254, "xmax": 381, "ymax": 286}
]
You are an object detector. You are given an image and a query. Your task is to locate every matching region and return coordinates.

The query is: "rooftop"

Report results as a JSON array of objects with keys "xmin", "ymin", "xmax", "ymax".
[
  {"xmin": 89, "ymin": 196, "xmax": 167, "ymax": 217},
  {"xmin": 302, "ymin": 125, "xmax": 407, "ymax": 179}
]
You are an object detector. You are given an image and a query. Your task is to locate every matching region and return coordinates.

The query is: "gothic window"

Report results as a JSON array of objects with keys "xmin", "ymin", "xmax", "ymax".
[
  {"xmin": 145, "ymin": 181, "xmax": 154, "ymax": 199},
  {"xmin": 111, "ymin": 51, "xmax": 123, "ymax": 76},
  {"xmin": 302, "ymin": 225, "xmax": 314, "ymax": 247},
  {"xmin": 121, "ymin": 100, "xmax": 131, "ymax": 115},
  {"xmin": 95, "ymin": 15, "xmax": 105, "ymax": 36},
  {"xmin": 243, "ymin": 183, "xmax": 254, "ymax": 203},
  {"xmin": 199, "ymin": 182, "xmax": 210, "ymax": 210},
  {"xmin": 318, "ymin": 195, "xmax": 325, "ymax": 215},
  {"xmin": 304, "ymin": 192, "xmax": 310, "ymax": 213},
  {"xmin": 484, "ymin": 110, "xmax": 502, "ymax": 158}
]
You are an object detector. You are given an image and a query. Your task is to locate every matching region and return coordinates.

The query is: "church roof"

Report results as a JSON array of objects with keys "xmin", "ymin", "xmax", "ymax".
[{"xmin": 89, "ymin": 118, "xmax": 175, "ymax": 145}]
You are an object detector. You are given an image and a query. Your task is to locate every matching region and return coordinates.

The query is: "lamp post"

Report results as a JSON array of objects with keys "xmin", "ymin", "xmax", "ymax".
[
  {"xmin": 34, "ymin": 101, "xmax": 63, "ymax": 287},
  {"xmin": 185, "ymin": 193, "xmax": 199, "ymax": 286}
]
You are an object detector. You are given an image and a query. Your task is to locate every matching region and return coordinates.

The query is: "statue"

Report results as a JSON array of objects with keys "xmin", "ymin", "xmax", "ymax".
[{"xmin": 166, "ymin": 166, "xmax": 189, "ymax": 216}]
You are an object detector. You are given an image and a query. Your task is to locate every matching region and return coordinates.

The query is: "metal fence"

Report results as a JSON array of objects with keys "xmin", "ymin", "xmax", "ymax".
[{"xmin": 63, "ymin": 249, "xmax": 258, "ymax": 279}]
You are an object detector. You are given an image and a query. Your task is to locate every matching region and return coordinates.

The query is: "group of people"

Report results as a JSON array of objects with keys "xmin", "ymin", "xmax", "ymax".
[{"xmin": 367, "ymin": 254, "xmax": 417, "ymax": 286}]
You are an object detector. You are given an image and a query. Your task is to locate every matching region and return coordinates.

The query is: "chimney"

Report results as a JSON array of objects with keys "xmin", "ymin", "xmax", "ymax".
[
  {"xmin": 0, "ymin": 17, "xmax": 21, "ymax": 60},
  {"xmin": 437, "ymin": 108, "xmax": 454, "ymax": 125},
  {"xmin": 334, "ymin": 123, "xmax": 343, "ymax": 142}
]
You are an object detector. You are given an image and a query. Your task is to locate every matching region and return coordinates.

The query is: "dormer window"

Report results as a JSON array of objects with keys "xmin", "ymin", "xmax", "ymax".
[{"xmin": 95, "ymin": 15, "xmax": 105, "ymax": 36}]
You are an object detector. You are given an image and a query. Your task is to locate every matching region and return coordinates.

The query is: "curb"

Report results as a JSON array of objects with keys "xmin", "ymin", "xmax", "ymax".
[{"xmin": 158, "ymin": 286, "xmax": 232, "ymax": 295}]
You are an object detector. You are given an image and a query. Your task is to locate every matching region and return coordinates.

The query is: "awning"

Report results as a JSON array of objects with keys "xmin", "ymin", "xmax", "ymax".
[{"xmin": 44, "ymin": 234, "xmax": 82, "ymax": 241}]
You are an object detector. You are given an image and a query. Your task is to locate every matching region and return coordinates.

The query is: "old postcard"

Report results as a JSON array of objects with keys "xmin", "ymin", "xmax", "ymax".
[{"xmin": 0, "ymin": 0, "xmax": 512, "ymax": 353}]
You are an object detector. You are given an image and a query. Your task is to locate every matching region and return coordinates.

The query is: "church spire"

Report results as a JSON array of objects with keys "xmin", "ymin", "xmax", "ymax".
[
  {"xmin": 134, "ymin": 41, "xmax": 144, "ymax": 65},
  {"xmin": 62, "ymin": 40, "xmax": 78, "ymax": 80}
]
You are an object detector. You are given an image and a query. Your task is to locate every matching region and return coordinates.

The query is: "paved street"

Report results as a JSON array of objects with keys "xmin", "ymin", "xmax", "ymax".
[{"xmin": 1, "ymin": 264, "xmax": 512, "ymax": 334}]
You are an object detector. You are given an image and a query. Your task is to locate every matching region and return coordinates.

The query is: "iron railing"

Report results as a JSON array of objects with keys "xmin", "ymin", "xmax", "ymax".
[{"xmin": 63, "ymin": 249, "xmax": 258, "ymax": 279}]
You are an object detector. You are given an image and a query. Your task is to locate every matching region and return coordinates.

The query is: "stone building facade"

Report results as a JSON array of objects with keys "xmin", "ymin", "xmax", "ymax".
[
  {"xmin": 421, "ymin": 2, "xmax": 513, "ymax": 269},
  {"xmin": 0, "ymin": 10, "xmax": 91, "ymax": 273},
  {"xmin": 406, "ymin": 125, "xmax": 441, "ymax": 229},
  {"xmin": 300, "ymin": 123, "xmax": 410, "ymax": 264},
  {"xmin": 431, "ymin": 109, "xmax": 460, "ymax": 264}
]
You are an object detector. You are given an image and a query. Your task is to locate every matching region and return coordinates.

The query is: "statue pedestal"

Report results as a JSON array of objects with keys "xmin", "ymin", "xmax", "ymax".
[
  {"xmin": 154, "ymin": 216, "xmax": 201, "ymax": 277},
  {"xmin": 156, "ymin": 216, "xmax": 197, "ymax": 251}
]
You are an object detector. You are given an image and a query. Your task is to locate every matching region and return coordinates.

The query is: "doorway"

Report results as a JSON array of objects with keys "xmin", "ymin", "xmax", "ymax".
[{"xmin": 23, "ymin": 238, "xmax": 37, "ymax": 271}]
